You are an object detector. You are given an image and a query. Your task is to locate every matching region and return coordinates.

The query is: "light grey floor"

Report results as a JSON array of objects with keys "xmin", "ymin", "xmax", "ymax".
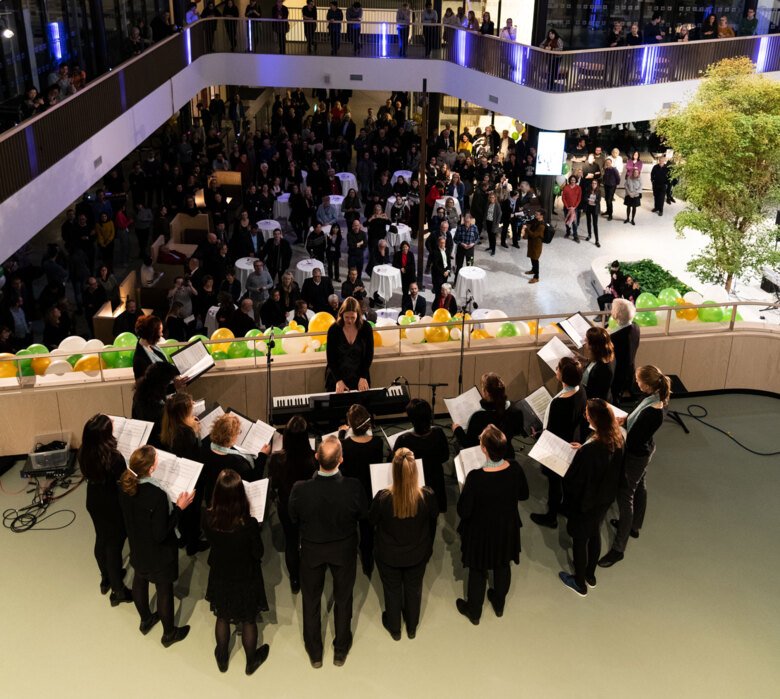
[{"xmin": 1, "ymin": 393, "xmax": 778, "ymax": 697}]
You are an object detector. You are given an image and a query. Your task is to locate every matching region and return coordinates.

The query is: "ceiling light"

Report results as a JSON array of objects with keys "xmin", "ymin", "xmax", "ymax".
[{"xmin": 1, "ymin": 25, "xmax": 13, "ymax": 39}]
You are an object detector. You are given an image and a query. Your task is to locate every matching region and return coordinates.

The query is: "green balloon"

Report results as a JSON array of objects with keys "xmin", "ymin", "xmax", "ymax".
[
  {"xmin": 15, "ymin": 349, "xmax": 32, "ymax": 372},
  {"xmin": 511, "ymin": 131, "xmax": 519, "ymax": 140},
  {"xmin": 66, "ymin": 354, "xmax": 82, "ymax": 367},
  {"xmin": 189, "ymin": 334, "xmax": 209, "ymax": 344},
  {"xmin": 399, "ymin": 315, "xmax": 414, "ymax": 326},
  {"xmin": 160, "ymin": 340, "xmax": 180, "ymax": 358},
  {"xmin": 253, "ymin": 348, "xmax": 266, "ymax": 357},
  {"xmin": 607, "ymin": 317, "xmax": 619, "ymax": 331},
  {"xmin": 271, "ymin": 343, "xmax": 286, "ymax": 355},
  {"xmin": 735, "ymin": 312, "xmax": 743, "ymax": 322},
  {"xmin": 698, "ymin": 302, "xmax": 723, "ymax": 323},
  {"xmin": 635, "ymin": 311, "xmax": 658, "ymax": 327},
  {"xmin": 101, "ymin": 346, "xmax": 119, "ymax": 368},
  {"xmin": 115, "ymin": 353, "xmax": 133, "ymax": 368},
  {"xmin": 367, "ymin": 320, "xmax": 375, "ymax": 328},
  {"xmin": 227, "ymin": 341, "xmax": 249, "ymax": 359},
  {"xmin": 657, "ymin": 288, "xmax": 681, "ymax": 306},
  {"xmin": 496, "ymin": 322, "xmax": 518, "ymax": 338},
  {"xmin": 245, "ymin": 329, "xmax": 263, "ymax": 338},
  {"xmin": 264, "ymin": 327, "xmax": 284, "ymax": 337},
  {"xmin": 553, "ymin": 184, "xmax": 561, "ymax": 196},
  {"xmin": 114, "ymin": 332, "xmax": 137, "ymax": 349},
  {"xmin": 212, "ymin": 351, "xmax": 229, "ymax": 361},
  {"xmin": 635, "ymin": 293, "xmax": 659, "ymax": 309},
  {"xmin": 562, "ymin": 163, "xmax": 570, "ymax": 175},
  {"xmin": 27, "ymin": 343, "xmax": 49, "ymax": 355}
]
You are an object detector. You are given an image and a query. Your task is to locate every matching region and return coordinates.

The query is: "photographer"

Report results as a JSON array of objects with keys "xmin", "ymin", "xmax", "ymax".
[{"xmin": 167, "ymin": 275, "xmax": 198, "ymax": 320}]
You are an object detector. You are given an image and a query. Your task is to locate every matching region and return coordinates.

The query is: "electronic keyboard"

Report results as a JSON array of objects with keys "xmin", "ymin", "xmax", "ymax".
[{"xmin": 270, "ymin": 385, "xmax": 410, "ymax": 425}]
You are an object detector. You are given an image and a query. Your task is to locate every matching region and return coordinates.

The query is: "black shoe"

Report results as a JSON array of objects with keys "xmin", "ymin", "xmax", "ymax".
[
  {"xmin": 607, "ymin": 215, "xmax": 612, "ymax": 221},
  {"xmin": 186, "ymin": 540, "xmax": 210, "ymax": 556},
  {"xmin": 139, "ymin": 613, "xmax": 160, "ymax": 635},
  {"xmin": 100, "ymin": 579, "xmax": 110, "ymax": 595},
  {"xmin": 666, "ymin": 199, "xmax": 673, "ymax": 204},
  {"xmin": 215, "ymin": 647, "xmax": 229, "ymax": 673},
  {"xmin": 559, "ymin": 572, "xmax": 587, "ymax": 597},
  {"xmin": 161, "ymin": 625, "xmax": 190, "ymax": 648},
  {"xmin": 309, "ymin": 655, "xmax": 323, "ymax": 669},
  {"xmin": 530, "ymin": 512, "xmax": 558, "ymax": 529},
  {"xmin": 631, "ymin": 220, "xmax": 635, "ymax": 225},
  {"xmin": 500, "ymin": 242, "xmax": 508, "ymax": 248},
  {"xmin": 651, "ymin": 208, "xmax": 658, "ymax": 213},
  {"xmin": 290, "ymin": 578, "xmax": 300, "ymax": 594},
  {"xmin": 670, "ymin": 197, "xmax": 676, "ymax": 203},
  {"xmin": 585, "ymin": 575, "xmax": 597, "ymax": 589},
  {"xmin": 597, "ymin": 549, "xmax": 625, "ymax": 568},
  {"xmin": 483, "ymin": 246, "xmax": 492, "ymax": 251},
  {"xmin": 658, "ymin": 211, "xmax": 663, "ymax": 216},
  {"xmin": 564, "ymin": 232, "xmax": 570, "ymax": 238},
  {"xmin": 595, "ymin": 242, "xmax": 601, "ymax": 248},
  {"xmin": 624, "ymin": 219, "xmax": 630, "ymax": 224},
  {"xmin": 512, "ymin": 243, "xmax": 520, "ymax": 248},
  {"xmin": 455, "ymin": 598, "xmax": 479, "ymax": 625},
  {"xmin": 489, "ymin": 250, "xmax": 495, "ymax": 256},
  {"xmin": 110, "ymin": 586, "xmax": 133, "ymax": 607},
  {"xmin": 609, "ymin": 518, "xmax": 639, "ymax": 538},
  {"xmin": 486, "ymin": 589, "xmax": 504, "ymax": 618},
  {"xmin": 573, "ymin": 237, "xmax": 580, "ymax": 243},
  {"xmin": 382, "ymin": 612, "xmax": 401, "ymax": 641},
  {"xmin": 333, "ymin": 640, "xmax": 352, "ymax": 667},
  {"xmin": 406, "ymin": 626, "xmax": 416, "ymax": 640},
  {"xmin": 246, "ymin": 644, "xmax": 270, "ymax": 675},
  {"xmin": 585, "ymin": 236, "xmax": 591, "ymax": 241}
]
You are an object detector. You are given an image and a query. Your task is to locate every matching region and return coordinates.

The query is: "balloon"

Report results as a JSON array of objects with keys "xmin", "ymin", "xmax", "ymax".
[
  {"xmin": 160, "ymin": 339, "xmax": 180, "ymax": 358},
  {"xmin": 657, "ymin": 288, "xmax": 681, "ymax": 306},
  {"xmin": 227, "ymin": 341, "xmax": 250, "ymax": 359},
  {"xmin": 562, "ymin": 162, "xmax": 570, "ymax": 175},
  {"xmin": 0, "ymin": 353, "xmax": 18, "ymax": 378},
  {"xmin": 281, "ymin": 330, "xmax": 307, "ymax": 355},
  {"xmin": 14, "ymin": 349, "xmax": 34, "ymax": 376},
  {"xmin": 373, "ymin": 330, "xmax": 384, "ymax": 347},
  {"xmin": 210, "ymin": 327, "xmax": 235, "ymax": 354},
  {"xmin": 100, "ymin": 346, "xmax": 119, "ymax": 368},
  {"xmin": 27, "ymin": 343, "xmax": 49, "ymax": 355},
  {"xmin": 45, "ymin": 359, "xmax": 73, "ymax": 375},
  {"xmin": 271, "ymin": 343, "xmax": 286, "ymax": 356},
  {"xmin": 482, "ymin": 310, "xmax": 508, "ymax": 337},
  {"xmin": 635, "ymin": 292, "xmax": 659, "ymax": 309},
  {"xmin": 553, "ymin": 185, "xmax": 561, "ymax": 197},
  {"xmin": 252, "ymin": 340, "xmax": 268, "ymax": 355},
  {"xmin": 113, "ymin": 332, "xmax": 137, "ymax": 348},
  {"xmin": 66, "ymin": 354, "xmax": 82, "ymax": 367},
  {"xmin": 698, "ymin": 302, "xmax": 724, "ymax": 323},
  {"xmin": 555, "ymin": 174, "xmax": 567, "ymax": 187},
  {"xmin": 514, "ymin": 321, "xmax": 530, "ymax": 336},
  {"xmin": 511, "ymin": 131, "xmax": 519, "ymax": 140},
  {"xmin": 82, "ymin": 339, "xmax": 105, "ymax": 352},
  {"xmin": 309, "ymin": 312, "xmax": 335, "ymax": 334},
  {"xmin": 399, "ymin": 315, "xmax": 415, "ymax": 326},
  {"xmin": 526, "ymin": 320, "xmax": 538, "ymax": 336},
  {"xmin": 74, "ymin": 355, "xmax": 102, "ymax": 372},
  {"xmin": 683, "ymin": 291, "xmax": 704, "ymax": 305},
  {"xmin": 470, "ymin": 329, "xmax": 491, "ymax": 340},
  {"xmin": 115, "ymin": 353, "xmax": 134, "ymax": 368},
  {"xmin": 58, "ymin": 336, "xmax": 87, "ymax": 353},
  {"xmin": 496, "ymin": 322, "xmax": 518, "ymax": 338},
  {"xmin": 541, "ymin": 323, "xmax": 559, "ymax": 335},
  {"xmin": 30, "ymin": 357, "xmax": 51, "ymax": 376},
  {"xmin": 635, "ymin": 311, "xmax": 658, "ymax": 327},
  {"xmin": 210, "ymin": 351, "xmax": 228, "ymax": 361},
  {"xmin": 607, "ymin": 317, "xmax": 619, "ymax": 330},
  {"xmin": 405, "ymin": 323, "xmax": 426, "ymax": 344},
  {"xmin": 432, "ymin": 308, "xmax": 452, "ymax": 324},
  {"xmin": 246, "ymin": 328, "xmax": 263, "ymax": 337},
  {"xmin": 425, "ymin": 325, "xmax": 449, "ymax": 343},
  {"xmin": 449, "ymin": 327, "xmax": 462, "ymax": 341},
  {"xmin": 189, "ymin": 334, "xmax": 209, "ymax": 344}
]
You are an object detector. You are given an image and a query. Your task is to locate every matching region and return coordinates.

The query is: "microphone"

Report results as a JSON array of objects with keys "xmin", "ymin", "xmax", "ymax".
[{"xmin": 466, "ymin": 289, "xmax": 479, "ymax": 310}]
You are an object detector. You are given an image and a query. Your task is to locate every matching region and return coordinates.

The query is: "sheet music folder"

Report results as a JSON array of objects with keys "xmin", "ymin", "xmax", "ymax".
[{"xmin": 171, "ymin": 340, "xmax": 215, "ymax": 383}]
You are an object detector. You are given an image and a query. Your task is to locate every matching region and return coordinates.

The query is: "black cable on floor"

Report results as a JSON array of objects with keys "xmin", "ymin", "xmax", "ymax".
[
  {"xmin": 2, "ymin": 474, "xmax": 83, "ymax": 533},
  {"xmin": 677, "ymin": 404, "xmax": 780, "ymax": 457}
]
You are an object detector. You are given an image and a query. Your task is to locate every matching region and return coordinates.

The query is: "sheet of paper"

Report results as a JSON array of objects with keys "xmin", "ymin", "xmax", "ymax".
[
  {"xmin": 608, "ymin": 402, "xmax": 628, "ymax": 419},
  {"xmin": 537, "ymin": 336, "xmax": 574, "ymax": 372},
  {"xmin": 557, "ymin": 312, "xmax": 593, "ymax": 349},
  {"xmin": 172, "ymin": 340, "xmax": 214, "ymax": 381},
  {"xmin": 108, "ymin": 415, "xmax": 154, "ymax": 462},
  {"xmin": 240, "ymin": 418, "xmax": 276, "ymax": 454},
  {"xmin": 453, "ymin": 445, "xmax": 484, "ymax": 489},
  {"xmin": 528, "ymin": 430, "xmax": 577, "ymax": 477},
  {"xmin": 192, "ymin": 399, "xmax": 206, "ymax": 416},
  {"xmin": 243, "ymin": 478, "xmax": 270, "ymax": 522},
  {"xmin": 369, "ymin": 458, "xmax": 425, "ymax": 498},
  {"xmin": 153, "ymin": 449, "xmax": 204, "ymax": 502},
  {"xmin": 444, "ymin": 386, "xmax": 482, "ymax": 427},
  {"xmin": 524, "ymin": 386, "xmax": 553, "ymax": 421},
  {"xmin": 197, "ymin": 406, "xmax": 225, "ymax": 441},
  {"xmin": 380, "ymin": 427, "xmax": 413, "ymax": 451}
]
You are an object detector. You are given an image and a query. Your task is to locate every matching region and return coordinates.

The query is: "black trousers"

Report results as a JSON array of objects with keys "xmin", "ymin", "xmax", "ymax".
[
  {"xmin": 455, "ymin": 246, "xmax": 473, "ymax": 273},
  {"xmin": 652, "ymin": 186, "xmax": 665, "ymax": 213},
  {"xmin": 304, "ymin": 24, "xmax": 316, "ymax": 51},
  {"xmin": 431, "ymin": 269, "xmax": 447, "ymax": 297},
  {"xmin": 278, "ymin": 506, "xmax": 301, "ymax": 585},
  {"xmin": 604, "ymin": 185, "xmax": 616, "ymax": 217},
  {"xmin": 423, "ymin": 26, "xmax": 437, "ymax": 56},
  {"xmin": 597, "ymin": 293, "xmax": 615, "ymax": 311},
  {"xmin": 348, "ymin": 26, "xmax": 361, "ymax": 53},
  {"xmin": 376, "ymin": 558, "xmax": 427, "ymax": 634},
  {"xmin": 465, "ymin": 563, "xmax": 512, "ymax": 619},
  {"xmin": 276, "ymin": 30, "xmax": 287, "ymax": 54},
  {"xmin": 485, "ymin": 226, "xmax": 498, "ymax": 252},
  {"xmin": 543, "ymin": 467, "xmax": 562, "ymax": 515},
  {"xmin": 330, "ymin": 29, "xmax": 341, "ymax": 54},
  {"xmin": 501, "ymin": 219, "xmax": 520, "ymax": 246},
  {"xmin": 572, "ymin": 534, "xmax": 601, "ymax": 589},
  {"xmin": 398, "ymin": 27, "xmax": 409, "ymax": 56},
  {"xmin": 300, "ymin": 541, "xmax": 357, "ymax": 661},
  {"xmin": 530, "ymin": 258, "xmax": 540, "ymax": 280},
  {"xmin": 327, "ymin": 255, "xmax": 340, "ymax": 280},
  {"xmin": 585, "ymin": 207, "xmax": 599, "ymax": 243},
  {"xmin": 93, "ymin": 531, "xmax": 126, "ymax": 594}
]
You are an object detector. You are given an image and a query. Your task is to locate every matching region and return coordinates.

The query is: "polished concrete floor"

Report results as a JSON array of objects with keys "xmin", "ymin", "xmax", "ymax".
[{"xmin": 1, "ymin": 393, "xmax": 779, "ymax": 698}]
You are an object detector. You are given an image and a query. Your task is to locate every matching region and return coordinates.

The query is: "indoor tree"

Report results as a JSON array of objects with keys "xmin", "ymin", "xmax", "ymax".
[{"xmin": 656, "ymin": 57, "xmax": 780, "ymax": 292}]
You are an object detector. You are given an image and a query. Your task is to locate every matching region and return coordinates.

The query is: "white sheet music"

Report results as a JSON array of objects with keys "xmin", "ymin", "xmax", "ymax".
[
  {"xmin": 243, "ymin": 478, "xmax": 270, "ymax": 522},
  {"xmin": 381, "ymin": 427, "xmax": 413, "ymax": 451},
  {"xmin": 153, "ymin": 449, "xmax": 203, "ymax": 502},
  {"xmin": 557, "ymin": 312, "xmax": 593, "ymax": 349},
  {"xmin": 172, "ymin": 340, "xmax": 214, "ymax": 381},
  {"xmin": 108, "ymin": 415, "xmax": 154, "ymax": 462},
  {"xmin": 198, "ymin": 406, "xmax": 225, "ymax": 441},
  {"xmin": 537, "ymin": 336, "xmax": 574, "ymax": 371},
  {"xmin": 453, "ymin": 445, "xmax": 484, "ymax": 489},
  {"xmin": 192, "ymin": 399, "xmax": 206, "ymax": 416},
  {"xmin": 528, "ymin": 430, "xmax": 578, "ymax": 477},
  {"xmin": 228, "ymin": 411, "xmax": 276, "ymax": 454},
  {"xmin": 524, "ymin": 386, "xmax": 553, "ymax": 421},
  {"xmin": 444, "ymin": 386, "xmax": 482, "ymax": 427},
  {"xmin": 608, "ymin": 402, "xmax": 628, "ymax": 419},
  {"xmin": 369, "ymin": 459, "xmax": 425, "ymax": 498}
]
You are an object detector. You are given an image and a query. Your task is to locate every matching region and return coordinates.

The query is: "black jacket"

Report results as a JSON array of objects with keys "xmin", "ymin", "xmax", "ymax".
[
  {"xmin": 611, "ymin": 323, "xmax": 640, "ymax": 398},
  {"xmin": 301, "ymin": 277, "xmax": 335, "ymax": 313},
  {"xmin": 401, "ymin": 293, "xmax": 426, "ymax": 316},
  {"xmin": 370, "ymin": 487, "xmax": 439, "ymax": 567}
]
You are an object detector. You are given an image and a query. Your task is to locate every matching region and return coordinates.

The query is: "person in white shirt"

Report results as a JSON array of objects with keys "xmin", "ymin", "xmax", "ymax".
[
  {"xmin": 499, "ymin": 18, "xmax": 517, "ymax": 41},
  {"xmin": 610, "ymin": 148, "xmax": 624, "ymax": 175}
]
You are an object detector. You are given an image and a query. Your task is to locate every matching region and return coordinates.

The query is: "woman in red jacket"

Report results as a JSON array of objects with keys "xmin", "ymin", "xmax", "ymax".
[{"xmin": 561, "ymin": 176, "xmax": 582, "ymax": 243}]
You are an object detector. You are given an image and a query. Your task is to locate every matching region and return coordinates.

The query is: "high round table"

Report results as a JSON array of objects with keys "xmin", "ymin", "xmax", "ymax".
[
  {"xmin": 257, "ymin": 219, "xmax": 282, "ymax": 241},
  {"xmin": 336, "ymin": 172, "xmax": 358, "ymax": 197},
  {"xmin": 235, "ymin": 256, "xmax": 257, "ymax": 294},
  {"xmin": 294, "ymin": 258, "xmax": 325, "ymax": 287},
  {"xmin": 328, "ymin": 195, "xmax": 344, "ymax": 219},
  {"xmin": 370, "ymin": 264, "xmax": 402, "ymax": 302},
  {"xmin": 435, "ymin": 197, "xmax": 462, "ymax": 217},
  {"xmin": 386, "ymin": 222, "xmax": 412, "ymax": 249},
  {"xmin": 273, "ymin": 193, "xmax": 290, "ymax": 220},
  {"xmin": 454, "ymin": 265, "xmax": 486, "ymax": 305},
  {"xmin": 391, "ymin": 169, "xmax": 413, "ymax": 185}
]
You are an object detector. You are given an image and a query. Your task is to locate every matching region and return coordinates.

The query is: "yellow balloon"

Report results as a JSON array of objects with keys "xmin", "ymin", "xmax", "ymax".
[
  {"xmin": 405, "ymin": 309, "xmax": 414, "ymax": 317},
  {"xmin": 210, "ymin": 327, "xmax": 235, "ymax": 354},
  {"xmin": 31, "ymin": 357, "xmax": 52, "ymax": 375},
  {"xmin": 0, "ymin": 353, "xmax": 16, "ymax": 378},
  {"xmin": 74, "ymin": 355, "xmax": 101, "ymax": 372},
  {"xmin": 309, "ymin": 312, "xmax": 336, "ymax": 334},
  {"xmin": 425, "ymin": 326, "xmax": 449, "ymax": 343},
  {"xmin": 289, "ymin": 320, "xmax": 299, "ymax": 329},
  {"xmin": 373, "ymin": 330, "xmax": 383, "ymax": 347},
  {"xmin": 431, "ymin": 308, "xmax": 452, "ymax": 324},
  {"xmin": 526, "ymin": 320, "xmax": 538, "ymax": 336},
  {"xmin": 470, "ymin": 329, "xmax": 490, "ymax": 340}
]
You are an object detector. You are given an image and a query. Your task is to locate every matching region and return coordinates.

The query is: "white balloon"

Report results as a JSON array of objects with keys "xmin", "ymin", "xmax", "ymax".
[
  {"xmin": 308, "ymin": 339, "xmax": 321, "ymax": 351},
  {"xmin": 541, "ymin": 323, "xmax": 559, "ymax": 335},
  {"xmin": 45, "ymin": 359, "xmax": 73, "ymax": 375},
  {"xmin": 58, "ymin": 336, "xmax": 87, "ymax": 353},
  {"xmin": 376, "ymin": 318, "xmax": 397, "ymax": 327},
  {"xmin": 281, "ymin": 330, "xmax": 307, "ymax": 355},
  {"xmin": 449, "ymin": 327, "xmax": 462, "ymax": 341},
  {"xmin": 483, "ymin": 309, "xmax": 508, "ymax": 336},
  {"xmin": 555, "ymin": 174, "xmax": 567, "ymax": 187},
  {"xmin": 470, "ymin": 308, "xmax": 492, "ymax": 320},
  {"xmin": 82, "ymin": 339, "xmax": 105, "ymax": 352},
  {"xmin": 683, "ymin": 291, "xmax": 703, "ymax": 305},
  {"xmin": 253, "ymin": 339, "xmax": 268, "ymax": 355},
  {"xmin": 405, "ymin": 324, "xmax": 426, "ymax": 344},
  {"xmin": 514, "ymin": 321, "xmax": 531, "ymax": 336}
]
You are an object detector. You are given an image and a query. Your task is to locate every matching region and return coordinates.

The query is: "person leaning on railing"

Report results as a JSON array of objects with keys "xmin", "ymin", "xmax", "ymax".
[
  {"xmin": 422, "ymin": 1, "xmax": 438, "ymax": 57},
  {"xmin": 539, "ymin": 28, "xmax": 563, "ymax": 50},
  {"xmin": 717, "ymin": 15, "xmax": 736, "ymax": 38},
  {"xmin": 302, "ymin": 0, "xmax": 317, "ymax": 54},
  {"xmin": 346, "ymin": 2, "xmax": 363, "ymax": 56}
]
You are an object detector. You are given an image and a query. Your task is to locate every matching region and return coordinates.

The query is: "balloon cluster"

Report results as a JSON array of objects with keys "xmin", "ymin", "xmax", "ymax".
[{"xmin": 631, "ymin": 288, "xmax": 732, "ymax": 326}]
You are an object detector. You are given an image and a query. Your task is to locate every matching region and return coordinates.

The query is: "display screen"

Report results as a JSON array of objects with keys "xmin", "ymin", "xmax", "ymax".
[{"xmin": 535, "ymin": 131, "xmax": 566, "ymax": 176}]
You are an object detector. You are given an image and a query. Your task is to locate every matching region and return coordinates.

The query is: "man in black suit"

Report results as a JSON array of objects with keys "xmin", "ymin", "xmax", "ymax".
[
  {"xmin": 610, "ymin": 299, "xmax": 641, "ymax": 404},
  {"xmin": 262, "ymin": 228, "xmax": 292, "ymax": 283},
  {"xmin": 430, "ymin": 232, "xmax": 452, "ymax": 298},
  {"xmin": 401, "ymin": 281, "xmax": 426, "ymax": 316},
  {"xmin": 228, "ymin": 299, "xmax": 258, "ymax": 337},
  {"xmin": 301, "ymin": 268, "xmax": 335, "ymax": 313},
  {"xmin": 288, "ymin": 437, "xmax": 368, "ymax": 668},
  {"xmin": 650, "ymin": 156, "xmax": 669, "ymax": 216}
]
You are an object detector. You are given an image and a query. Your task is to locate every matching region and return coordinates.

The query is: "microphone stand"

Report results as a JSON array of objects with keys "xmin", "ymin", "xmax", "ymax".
[
  {"xmin": 266, "ymin": 328, "xmax": 275, "ymax": 423},
  {"xmin": 457, "ymin": 290, "xmax": 476, "ymax": 395},
  {"xmin": 393, "ymin": 377, "xmax": 449, "ymax": 423}
]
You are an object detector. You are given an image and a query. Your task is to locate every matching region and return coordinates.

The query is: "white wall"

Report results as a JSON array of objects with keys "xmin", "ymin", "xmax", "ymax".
[{"xmin": 2, "ymin": 48, "xmax": 778, "ymax": 262}]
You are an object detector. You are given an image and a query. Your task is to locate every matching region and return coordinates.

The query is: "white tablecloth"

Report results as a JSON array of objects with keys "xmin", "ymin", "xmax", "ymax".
[
  {"xmin": 387, "ymin": 222, "xmax": 412, "ymax": 249},
  {"xmin": 391, "ymin": 169, "xmax": 413, "ymax": 185},
  {"xmin": 273, "ymin": 193, "xmax": 290, "ymax": 220},
  {"xmin": 235, "ymin": 256, "xmax": 256, "ymax": 294},
  {"xmin": 436, "ymin": 197, "xmax": 462, "ymax": 217},
  {"xmin": 336, "ymin": 172, "xmax": 358, "ymax": 197},
  {"xmin": 294, "ymin": 258, "xmax": 325, "ymax": 287},
  {"xmin": 376, "ymin": 307, "xmax": 402, "ymax": 322},
  {"xmin": 370, "ymin": 264, "xmax": 402, "ymax": 301},
  {"xmin": 285, "ymin": 308, "xmax": 316, "ymax": 323},
  {"xmin": 204, "ymin": 305, "xmax": 220, "ymax": 336},
  {"xmin": 258, "ymin": 219, "xmax": 282, "ymax": 241},
  {"xmin": 454, "ymin": 265, "xmax": 487, "ymax": 305},
  {"xmin": 328, "ymin": 195, "xmax": 344, "ymax": 219}
]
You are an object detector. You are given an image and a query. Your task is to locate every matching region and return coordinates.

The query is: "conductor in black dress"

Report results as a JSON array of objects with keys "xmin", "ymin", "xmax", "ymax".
[
  {"xmin": 325, "ymin": 296, "xmax": 374, "ymax": 393},
  {"xmin": 288, "ymin": 437, "xmax": 369, "ymax": 668},
  {"xmin": 456, "ymin": 425, "xmax": 529, "ymax": 624}
]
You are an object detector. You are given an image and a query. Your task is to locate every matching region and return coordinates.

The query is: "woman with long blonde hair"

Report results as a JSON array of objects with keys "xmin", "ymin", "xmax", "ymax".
[{"xmin": 370, "ymin": 447, "xmax": 439, "ymax": 640}]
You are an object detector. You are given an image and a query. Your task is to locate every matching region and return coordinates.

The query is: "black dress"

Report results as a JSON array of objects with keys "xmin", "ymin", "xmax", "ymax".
[
  {"xmin": 132, "ymin": 395, "xmax": 165, "ymax": 448},
  {"xmin": 325, "ymin": 322, "xmax": 374, "ymax": 391},
  {"xmin": 583, "ymin": 360, "xmax": 615, "ymax": 402},
  {"xmin": 457, "ymin": 461, "xmax": 529, "ymax": 570},
  {"xmin": 203, "ymin": 517, "xmax": 268, "ymax": 623},
  {"xmin": 453, "ymin": 399, "xmax": 524, "ymax": 460},
  {"xmin": 164, "ymin": 426, "xmax": 203, "ymax": 552},
  {"xmin": 394, "ymin": 428, "xmax": 450, "ymax": 513},
  {"xmin": 201, "ymin": 449, "xmax": 266, "ymax": 507}
]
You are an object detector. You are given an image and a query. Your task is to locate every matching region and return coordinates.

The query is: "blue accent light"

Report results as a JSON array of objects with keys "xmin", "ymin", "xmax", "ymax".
[
  {"xmin": 185, "ymin": 28, "xmax": 192, "ymax": 64},
  {"xmin": 25, "ymin": 129, "xmax": 38, "ymax": 178},
  {"xmin": 381, "ymin": 23, "xmax": 387, "ymax": 57},
  {"xmin": 47, "ymin": 22, "xmax": 63, "ymax": 61},
  {"xmin": 640, "ymin": 45, "xmax": 659, "ymax": 85},
  {"xmin": 248, "ymin": 22, "xmax": 253, "ymax": 52},
  {"xmin": 512, "ymin": 45, "xmax": 527, "ymax": 85},
  {"xmin": 754, "ymin": 36, "xmax": 769, "ymax": 73},
  {"xmin": 456, "ymin": 29, "xmax": 466, "ymax": 67},
  {"xmin": 118, "ymin": 71, "xmax": 127, "ymax": 112}
]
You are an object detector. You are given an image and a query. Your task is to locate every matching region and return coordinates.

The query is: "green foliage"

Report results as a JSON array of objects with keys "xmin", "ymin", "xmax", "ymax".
[
  {"xmin": 655, "ymin": 57, "xmax": 780, "ymax": 290},
  {"xmin": 615, "ymin": 259, "xmax": 693, "ymax": 296}
]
